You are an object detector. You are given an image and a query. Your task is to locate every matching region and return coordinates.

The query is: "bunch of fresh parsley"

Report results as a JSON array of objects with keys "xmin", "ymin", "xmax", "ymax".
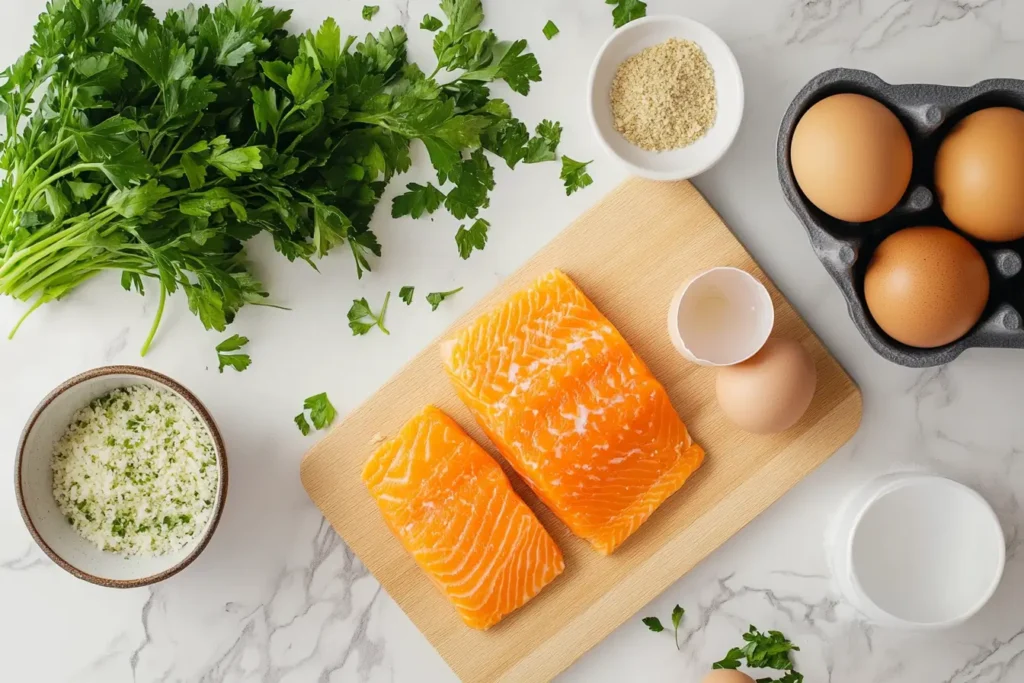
[{"xmin": 0, "ymin": 0, "xmax": 587, "ymax": 354}]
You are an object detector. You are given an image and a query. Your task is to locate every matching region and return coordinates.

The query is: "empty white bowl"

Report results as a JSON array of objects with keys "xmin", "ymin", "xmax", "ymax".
[
  {"xmin": 588, "ymin": 15, "xmax": 744, "ymax": 180},
  {"xmin": 826, "ymin": 473, "xmax": 1005, "ymax": 629},
  {"xmin": 15, "ymin": 366, "xmax": 228, "ymax": 588},
  {"xmin": 667, "ymin": 267, "xmax": 774, "ymax": 366}
]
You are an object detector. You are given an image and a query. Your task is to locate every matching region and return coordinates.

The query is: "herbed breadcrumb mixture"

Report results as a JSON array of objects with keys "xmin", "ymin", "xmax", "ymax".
[
  {"xmin": 51, "ymin": 384, "xmax": 218, "ymax": 557},
  {"xmin": 610, "ymin": 38, "xmax": 717, "ymax": 152}
]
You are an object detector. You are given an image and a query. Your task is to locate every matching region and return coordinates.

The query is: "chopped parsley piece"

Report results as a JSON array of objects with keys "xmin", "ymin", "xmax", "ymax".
[
  {"xmin": 607, "ymin": 0, "xmax": 647, "ymax": 28},
  {"xmin": 295, "ymin": 392, "xmax": 337, "ymax": 435},
  {"xmin": 399, "ymin": 286, "xmax": 415, "ymax": 305},
  {"xmin": 216, "ymin": 334, "xmax": 251, "ymax": 373},
  {"xmin": 561, "ymin": 156, "xmax": 594, "ymax": 195},
  {"xmin": 456, "ymin": 219, "xmax": 489, "ymax": 259},
  {"xmin": 348, "ymin": 292, "xmax": 391, "ymax": 336},
  {"xmin": 420, "ymin": 14, "xmax": 443, "ymax": 31},
  {"xmin": 543, "ymin": 20, "xmax": 560, "ymax": 40},
  {"xmin": 426, "ymin": 287, "xmax": 463, "ymax": 311},
  {"xmin": 362, "ymin": 5, "xmax": 379, "ymax": 20}
]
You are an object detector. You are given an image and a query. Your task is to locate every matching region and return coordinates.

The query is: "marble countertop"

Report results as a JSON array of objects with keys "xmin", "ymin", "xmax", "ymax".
[{"xmin": 3, "ymin": 0, "xmax": 1024, "ymax": 681}]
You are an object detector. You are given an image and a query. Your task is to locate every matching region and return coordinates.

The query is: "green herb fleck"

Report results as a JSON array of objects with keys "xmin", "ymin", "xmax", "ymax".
[
  {"xmin": 712, "ymin": 625, "xmax": 803, "ymax": 682},
  {"xmin": 420, "ymin": 14, "xmax": 443, "ymax": 31},
  {"xmin": 642, "ymin": 616, "xmax": 664, "ymax": 632},
  {"xmin": 216, "ymin": 334, "xmax": 251, "ymax": 373},
  {"xmin": 606, "ymin": 0, "xmax": 647, "ymax": 28},
  {"xmin": 455, "ymin": 219, "xmax": 489, "ymax": 259},
  {"xmin": 426, "ymin": 287, "xmax": 463, "ymax": 311},
  {"xmin": 671, "ymin": 604, "xmax": 684, "ymax": 650},
  {"xmin": 348, "ymin": 292, "xmax": 391, "ymax": 336},
  {"xmin": 399, "ymin": 286, "xmax": 415, "ymax": 305},
  {"xmin": 362, "ymin": 5, "xmax": 379, "ymax": 20},
  {"xmin": 296, "ymin": 392, "xmax": 337, "ymax": 434},
  {"xmin": 525, "ymin": 120, "xmax": 563, "ymax": 164},
  {"xmin": 543, "ymin": 20, "xmax": 560, "ymax": 40},
  {"xmin": 561, "ymin": 156, "xmax": 594, "ymax": 195}
]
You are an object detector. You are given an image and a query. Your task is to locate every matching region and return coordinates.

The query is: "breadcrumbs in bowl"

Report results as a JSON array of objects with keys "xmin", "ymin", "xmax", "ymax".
[
  {"xmin": 588, "ymin": 15, "xmax": 744, "ymax": 181},
  {"xmin": 15, "ymin": 366, "xmax": 228, "ymax": 588}
]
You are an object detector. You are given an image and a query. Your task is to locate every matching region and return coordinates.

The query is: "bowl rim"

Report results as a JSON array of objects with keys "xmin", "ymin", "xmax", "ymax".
[
  {"xmin": 14, "ymin": 365, "xmax": 229, "ymax": 589},
  {"xmin": 587, "ymin": 14, "xmax": 746, "ymax": 181}
]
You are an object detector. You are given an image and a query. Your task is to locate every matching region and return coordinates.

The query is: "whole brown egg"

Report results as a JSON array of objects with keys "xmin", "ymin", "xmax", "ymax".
[
  {"xmin": 935, "ymin": 107, "xmax": 1024, "ymax": 242},
  {"xmin": 790, "ymin": 93, "xmax": 913, "ymax": 223},
  {"xmin": 864, "ymin": 227, "xmax": 989, "ymax": 348}
]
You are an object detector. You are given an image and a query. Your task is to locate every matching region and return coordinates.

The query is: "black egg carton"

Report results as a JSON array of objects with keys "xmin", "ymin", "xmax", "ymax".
[{"xmin": 777, "ymin": 68, "xmax": 1024, "ymax": 368}]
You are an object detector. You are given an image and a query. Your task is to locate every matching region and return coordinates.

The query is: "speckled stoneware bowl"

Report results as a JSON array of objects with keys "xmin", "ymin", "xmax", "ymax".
[{"xmin": 15, "ymin": 366, "xmax": 227, "ymax": 588}]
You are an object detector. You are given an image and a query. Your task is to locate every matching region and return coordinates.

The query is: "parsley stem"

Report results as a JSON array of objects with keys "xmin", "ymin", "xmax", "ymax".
[
  {"xmin": 139, "ymin": 283, "xmax": 166, "ymax": 357},
  {"xmin": 7, "ymin": 294, "xmax": 49, "ymax": 340},
  {"xmin": 379, "ymin": 290, "xmax": 391, "ymax": 335}
]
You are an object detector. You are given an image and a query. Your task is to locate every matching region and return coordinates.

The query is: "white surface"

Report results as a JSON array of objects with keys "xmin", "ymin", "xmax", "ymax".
[
  {"xmin": 588, "ymin": 15, "xmax": 744, "ymax": 180},
  {"xmin": 3, "ymin": 1, "xmax": 1024, "ymax": 682},
  {"xmin": 668, "ymin": 267, "xmax": 774, "ymax": 366},
  {"xmin": 827, "ymin": 473, "xmax": 1005, "ymax": 629},
  {"xmin": 18, "ymin": 372, "xmax": 225, "ymax": 585}
]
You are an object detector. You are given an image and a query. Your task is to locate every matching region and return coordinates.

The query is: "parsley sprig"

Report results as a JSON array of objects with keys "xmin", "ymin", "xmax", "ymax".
[
  {"xmin": 607, "ymin": 0, "xmax": 647, "ymax": 28},
  {"xmin": 641, "ymin": 604, "xmax": 684, "ymax": 650},
  {"xmin": 426, "ymin": 287, "xmax": 462, "ymax": 311},
  {"xmin": 712, "ymin": 625, "xmax": 804, "ymax": 683},
  {"xmin": 295, "ymin": 392, "xmax": 337, "ymax": 435},
  {"xmin": 348, "ymin": 292, "xmax": 391, "ymax": 335},
  {"xmin": 216, "ymin": 334, "xmax": 251, "ymax": 373}
]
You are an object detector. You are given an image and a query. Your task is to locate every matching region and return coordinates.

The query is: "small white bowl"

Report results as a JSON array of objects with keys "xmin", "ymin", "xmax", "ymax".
[
  {"xmin": 667, "ymin": 267, "xmax": 774, "ymax": 366},
  {"xmin": 826, "ymin": 473, "xmax": 1005, "ymax": 629},
  {"xmin": 15, "ymin": 366, "xmax": 228, "ymax": 588},
  {"xmin": 588, "ymin": 15, "xmax": 744, "ymax": 180}
]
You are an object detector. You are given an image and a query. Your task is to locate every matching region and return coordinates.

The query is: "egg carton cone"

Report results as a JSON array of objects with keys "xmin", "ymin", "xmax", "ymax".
[{"xmin": 777, "ymin": 67, "xmax": 1024, "ymax": 368}]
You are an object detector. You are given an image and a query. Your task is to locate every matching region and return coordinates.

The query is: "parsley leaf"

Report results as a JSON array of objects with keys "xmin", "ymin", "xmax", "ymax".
[
  {"xmin": 560, "ymin": 156, "xmax": 594, "ymax": 195},
  {"xmin": 399, "ymin": 286, "xmax": 415, "ymax": 305},
  {"xmin": 642, "ymin": 617, "xmax": 664, "ymax": 633},
  {"xmin": 421, "ymin": 14, "xmax": 444, "ymax": 31},
  {"xmin": 426, "ymin": 287, "xmax": 463, "ymax": 311},
  {"xmin": 392, "ymin": 182, "xmax": 446, "ymax": 218},
  {"xmin": 455, "ymin": 218, "xmax": 488, "ymax": 259},
  {"xmin": 606, "ymin": 0, "xmax": 647, "ymax": 28},
  {"xmin": 671, "ymin": 605, "xmax": 684, "ymax": 650},
  {"xmin": 305, "ymin": 393, "xmax": 337, "ymax": 430},
  {"xmin": 216, "ymin": 334, "xmax": 251, "ymax": 373},
  {"xmin": 543, "ymin": 20, "xmax": 560, "ymax": 40},
  {"xmin": 524, "ymin": 119, "xmax": 562, "ymax": 164},
  {"xmin": 713, "ymin": 648, "xmax": 745, "ymax": 670},
  {"xmin": 295, "ymin": 392, "xmax": 336, "ymax": 434},
  {"xmin": 362, "ymin": 5, "xmax": 380, "ymax": 20},
  {"xmin": 712, "ymin": 626, "xmax": 803, "ymax": 682},
  {"xmin": 348, "ymin": 292, "xmax": 391, "ymax": 335}
]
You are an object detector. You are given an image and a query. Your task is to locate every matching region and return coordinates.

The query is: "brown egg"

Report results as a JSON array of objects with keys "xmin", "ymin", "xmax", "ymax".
[
  {"xmin": 864, "ymin": 227, "xmax": 989, "ymax": 348},
  {"xmin": 790, "ymin": 93, "xmax": 913, "ymax": 223},
  {"xmin": 702, "ymin": 670, "xmax": 755, "ymax": 683},
  {"xmin": 716, "ymin": 337, "xmax": 817, "ymax": 435},
  {"xmin": 935, "ymin": 107, "xmax": 1024, "ymax": 242}
]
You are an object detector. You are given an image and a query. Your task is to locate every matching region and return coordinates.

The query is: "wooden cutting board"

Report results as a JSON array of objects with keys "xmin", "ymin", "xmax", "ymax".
[{"xmin": 301, "ymin": 178, "xmax": 861, "ymax": 683}]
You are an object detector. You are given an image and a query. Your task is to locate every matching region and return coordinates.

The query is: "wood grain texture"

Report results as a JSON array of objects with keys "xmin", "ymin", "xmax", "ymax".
[{"xmin": 300, "ymin": 178, "xmax": 862, "ymax": 683}]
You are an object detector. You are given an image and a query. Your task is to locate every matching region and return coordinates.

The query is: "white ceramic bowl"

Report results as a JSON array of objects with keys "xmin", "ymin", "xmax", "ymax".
[
  {"xmin": 588, "ymin": 15, "xmax": 744, "ymax": 180},
  {"xmin": 667, "ymin": 267, "xmax": 774, "ymax": 366},
  {"xmin": 826, "ymin": 473, "xmax": 1005, "ymax": 629},
  {"xmin": 15, "ymin": 366, "xmax": 228, "ymax": 588}
]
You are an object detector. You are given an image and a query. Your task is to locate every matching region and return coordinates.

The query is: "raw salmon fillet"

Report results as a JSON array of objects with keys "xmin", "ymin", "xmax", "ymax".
[
  {"xmin": 361, "ymin": 405, "xmax": 564, "ymax": 630},
  {"xmin": 443, "ymin": 269, "xmax": 705, "ymax": 555}
]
